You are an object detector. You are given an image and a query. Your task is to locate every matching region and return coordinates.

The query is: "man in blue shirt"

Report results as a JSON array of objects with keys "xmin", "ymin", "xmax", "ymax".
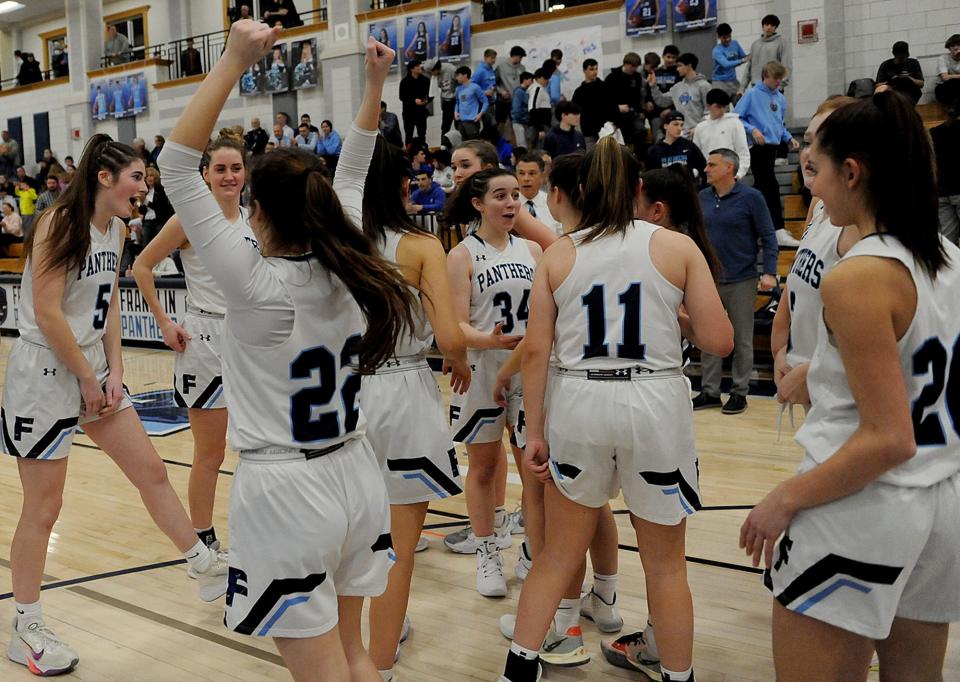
[
  {"xmin": 294, "ymin": 123, "xmax": 319, "ymax": 153},
  {"xmin": 712, "ymin": 23, "xmax": 749, "ymax": 100},
  {"xmin": 455, "ymin": 66, "xmax": 489, "ymax": 140},
  {"xmin": 472, "ymin": 49, "xmax": 498, "ymax": 127},
  {"xmin": 694, "ymin": 148, "xmax": 778, "ymax": 415},
  {"xmin": 409, "ymin": 170, "xmax": 446, "ymax": 214}
]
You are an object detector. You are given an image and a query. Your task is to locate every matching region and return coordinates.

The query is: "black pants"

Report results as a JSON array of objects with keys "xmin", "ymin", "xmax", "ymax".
[
  {"xmin": 440, "ymin": 98, "xmax": 456, "ymax": 136},
  {"xmin": 936, "ymin": 79, "xmax": 960, "ymax": 106},
  {"xmin": 750, "ymin": 144, "xmax": 784, "ymax": 232},
  {"xmin": 459, "ymin": 120, "xmax": 481, "ymax": 141},
  {"xmin": 141, "ymin": 218, "xmax": 163, "ymax": 248},
  {"xmin": 403, "ymin": 110, "xmax": 427, "ymax": 148}
]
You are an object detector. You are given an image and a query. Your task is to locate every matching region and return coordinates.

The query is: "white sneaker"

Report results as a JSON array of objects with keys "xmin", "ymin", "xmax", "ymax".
[
  {"xmin": 499, "ymin": 613, "xmax": 516, "ymax": 639},
  {"xmin": 515, "ymin": 539, "xmax": 532, "ymax": 581},
  {"xmin": 506, "ymin": 506, "xmax": 525, "ymax": 535},
  {"xmin": 415, "ymin": 536, "xmax": 429, "ymax": 553},
  {"xmin": 476, "ymin": 541, "xmax": 508, "ymax": 598},
  {"xmin": 193, "ymin": 548, "xmax": 230, "ymax": 602},
  {"xmin": 8, "ymin": 618, "xmax": 79, "ymax": 676},
  {"xmin": 580, "ymin": 589, "xmax": 624, "ymax": 633},
  {"xmin": 443, "ymin": 525, "xmax": 512, "ymax": 554},
  {"xmin": 776, "ymin": 228, "xmax": 800, "ymax": 247},
  {"xmin": 187, "ymin": 539, "xmax": 223, "ymax": 579},
  {"xmin": 774, "ymin": 156, "xmax": 789, "ymax": 166}
]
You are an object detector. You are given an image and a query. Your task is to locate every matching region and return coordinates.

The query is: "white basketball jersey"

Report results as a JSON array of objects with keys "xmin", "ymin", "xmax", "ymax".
[
  {"xmin": 222, "ymin": 257, "xmax": 367, "ymax": 452},
  {"xmin": 462, "ymin": 233, "xmax": 537, "ymax": 336},
  {"xmin": 379, "ymin": 229, "xmax": 433, "ymax": 358},
  {"xmin": 18, "ymin": 218, "xmax": 122, "ymax": 348},
  {"xmin": 181, "ymin": 207, "xmax": 254, "ymax": 314},
  {"xmin": 552, "ymin": 221, "xmax": 683, "ymax": 371},
  {"xmin": 797, "ymin": 235, "xmax": 960, "ymax": 487},
  {"xmin": 785, "ymin": 201, "xmax": 842, "ymax": 367}
]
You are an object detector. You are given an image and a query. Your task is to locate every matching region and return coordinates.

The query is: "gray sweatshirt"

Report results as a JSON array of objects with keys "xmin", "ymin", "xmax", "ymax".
[
  {"xmin": 496, "ymin": 60, "xmax": 526, "ymax": 99},
  {"xmin": 748, "ymin": 33, "xmax": 785, "ymax": 84},
  {"xmin": 651, "ymin": 73, "xmax": 712, "ymax": 133}
]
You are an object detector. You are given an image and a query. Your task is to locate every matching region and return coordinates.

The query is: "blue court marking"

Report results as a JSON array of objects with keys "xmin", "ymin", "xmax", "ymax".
[
  {"xmin": 258, "ymin": 595, "xmax": 311, "ymax": 636},
  {"xmin": 661, "ymin": 486, "xmax": 695, "ymax": 515},
  {"xmin": 465, "ymin": 417, "xmax": 500, "ymax": 443},
  {"xmin": 401, "ymin": 472, "xmax": 448, "ymax": 498},
  {"xmin": 794, "ymin": 578, "xmax": 871, "ymax": 614},
  {"xmin": 40, "ymin": 427, "xmax": 75, "ymax": 460}
]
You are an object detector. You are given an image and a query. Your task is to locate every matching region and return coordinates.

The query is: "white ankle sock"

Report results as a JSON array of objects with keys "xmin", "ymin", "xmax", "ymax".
[
  {"xmin": 553, "ymin": 598, "xmax": 579, "ymax": 633},
  {"xmin": 183, "ymin": 539, "xmax": 212, "ymax": 572},
  {"xmin": 661, "ymin": 665, "xmax": 692, "ymax": 681},
  {"xmin": 14, "ymin": 601, "xmax": 41, "ymax": 630},
  {"xmin": 592, "ymin": 572, "xmax": 618, "ymax": 603},
  {"xmin": 378, "ymin": 668, "xmax": 394, "ymax": 681},
  {"xmin": 644, "ymin": 619, "xmax": 660, "ymax": 659},
  {"xmin": 494, "ymin": 506, "xmax": 507, "ymax": 529},
  {"xmin": 509, "ymin": 641, "xmax": 539, "ymax": 659}
]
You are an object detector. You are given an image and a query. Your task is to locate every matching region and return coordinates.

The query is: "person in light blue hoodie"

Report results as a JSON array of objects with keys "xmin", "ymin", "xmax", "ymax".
[
  {"xmin": 712, "ymin": 23, "xmax": 749, "ymax": 101},
  {"xmin": 734, "ymin": 60, "xmax": 800, "ymax": 246},
  {"xmin": 318, "ymin": 120, "xmax": 342, "ymax": 171}
]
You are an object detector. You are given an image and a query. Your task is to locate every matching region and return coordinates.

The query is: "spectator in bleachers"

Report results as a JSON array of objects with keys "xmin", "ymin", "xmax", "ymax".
[
  {"xmin": 0, "ymin": 201, "xmax": 22, "ymax": 246},
  {"xmin": 16, "ymin": 52, "xmax": 42, "ymax": 85},
  {"xmin": 104, "ymin": 23, "xmax": 131, "ymax": 65},
  {"xmin": 408, "ymin": 170, "xmax": 446, "ymax": 214},
  {"xmin": 245, "ymin": 117, "xmax": 269, "ymax": 155},
  {"xmin": 0, "ymin": 176, "xmax": 15, "ymax": 205},
  {"xmin": 34, "ymin": 175, "xmax": 61, "ymax": 215},
  {"xmin": 261, "ymin": 0, "xmax": 302, "ymax": 28},
  {"xmin": 269, "ymin": 123, "xmax": 293, "ymax": 147},
  {"xmin": 37, "ymin": 150, "xmax": 65, "ymax": 184},
  {"xmin": 933, "ymin": 105, "xmax": 960, "ymax": 244},
  {"xmin": 63, "ymin": 155, "xmax": 75, "ymax": 172},
  {"xmin": 180, "ymin": 37, "xmax": 203, "ymax": 77},
  {"xmin": 379, "ymin": 101, "xmax": 404, "ymax": 147},
  {"xmin": 399, "ymin": 59, "xmax": 431, "ymax": 147},
  {"xmin": 294, "ymin": 123, "xmax": 319, "ymax": 152},
  {"xmin": 151, "ymin": 136, "xmax": 165, "ymax": 166},
  {"xmin": 15, "ymin": 166, "xmax": 38, "ymax": 191},
  {"xmin": 527, "ymin": 69, "xmax": 553, "ymax": 147},
  {"xmin": 0, "ymin": 145, "xmax": 16, "ymax": 179},
  {"xmin": 141, "ymin": 166, "xmax": 174, "ymax": 247},
  {"xmin": 473, "ymin": 49, "xmax": 499, "ymax": 126},
  {"xmin": 431, "ymin": 59, "xmax": 458, "ymax": 137},
  {"xmin": 511, "ymin": 71, "xmax": 533, "ymax": 148},
  {"xmin": 410, "ymin": 144, "xmax": 433, "ymax": 177},
  {"xmin": 875, "ymin": 41, "xmax": 924, "ymax": 104},
  {"xmin": 694, "ymin": 148, "xmax": 778, "ymax": 414},
  {"xmin": 231, "ymin": 3, "xmax": 253, "ymax": 23},
  {"xmin": 735, "ymin": 61, "xmax": 799, "ymax": 247},
  {"xmin": 936, "ymin": 34, "xmax": 960, "ymax": 106},
  {"xmin": 543, "ymin": 101, "xmax": 586, "ymax": 158},
  {"xmin": 455, "ymin": 66, "xmax": 488, "ymax": 140},
  {"xmin": 496, "ymin": 46, "xmax": 527, "ymax": 135},
  {"xmin": 606, "ymin": 52, "xmax": 648, "ymax": 150},
  {"xmin": 432, "ymin": 148, "xmax": 455, "ymax": 193},
  {"xmin": 14, "ymin": 180, "xmax": 37, "ymax": 235},
  {"xmin": 747, "ymin": 14, "xmax": 784, "ymax": 87},
  {"xmin": 275, "ymin": 111, "xmax": 295, "ymax": 140},
  {"xmin": 646, "ymin": 111, "xmax": 706, "ymax": 180},
  {"xmin": 693, "ymin": 89, "xmax": 750, "ymax": 180},
  {"xmin": 131, "ymin": 137, "xmax": 154, "ymax": 168},
  {"xmin": 572, "ymin": 58, "xmax": 614, "ymax": 148},
  {"xmin": 51, "ymin": 40, "xmax": 68, "ymax": 78},
  {"xmin": 300, "ymin": 113, "xmax": 319, "ymax": 134},
  {"xmin": 318, "ymin": 120, "xmax": 342, "ymax": 170},
  {"xmin": 1, "ymin": 131, "xmax": 21, "ymax": 165},
  {"xmin": 516, "ymin": 152, "xmax": 562, "ymax": 234},
  {"xmin": 712, "ymin": 23, "xmax": 749, "ymax": 100},
  {"xmin": 654, "ymin": 45, "xmax": 680, "ymax": 92},
  {"xmin": 650, "ymin": 53, "xmax": 711, "ymax": 137},
  {"xmin": 545, "ymin": 57, "xmax": 563, "ymax": 106}
]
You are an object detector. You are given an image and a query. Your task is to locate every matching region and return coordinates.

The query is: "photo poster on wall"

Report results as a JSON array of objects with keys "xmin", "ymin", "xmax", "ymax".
[
  {"xmin": 240, "ymin": 61, "xmax": 264, "ymax": 96},
  {"xmin": 403, "ymin": 13, "xmax": 436, "ymax": 65},
  {"xmin": 89, "ymin": 72, "xmax": 148, "ymax": 121},
  {"xmin": 626, "ymin": 0, "xmax": 668, "ymax": 37},
  {"xmin": 291, "ymin": 38, "xmax": 319, "ymax": 89},
  {"xmin": 369, "ymin": 20, "xmax": 399, "ymax": 70},
  {"xmin": 510, "ymin": 26, "xmax": 603, "ymax": 100},
  {"xmin": 673, "ymin": 0, "xmax": 718, "ymax": 32},
  {"xmin": 438, "ymin": 6, "xmax": 470, "ymax": 63},
  {"xmin": 263, "ymin": 42, "xmax": 290, "ymax": 93}
]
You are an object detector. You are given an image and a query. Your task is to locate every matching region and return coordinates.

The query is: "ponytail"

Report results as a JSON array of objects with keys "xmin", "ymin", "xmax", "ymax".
[
  {"xmin": 576, "ymin": 136, "xmax": 641, "ymax": 241},
  {"xmin": 361, "ymin": 135, "xmax": 428, "ymax": 243},
  {"xmin": 250, "ymin": 148, "xmax": 417, "ymax": 370}
]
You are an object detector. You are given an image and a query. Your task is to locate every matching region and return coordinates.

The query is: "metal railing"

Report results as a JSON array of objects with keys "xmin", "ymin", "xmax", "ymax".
[
  {"xmin": 367, "ymin": 0, "xmax": 602, "ymax": 14},
  {"xmin": 0, "ymin": 68, "xmax": 66, "ymax": 92}
]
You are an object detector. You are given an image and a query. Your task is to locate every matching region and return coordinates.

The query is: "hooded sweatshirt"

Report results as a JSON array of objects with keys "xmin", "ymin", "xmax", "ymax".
[
  {"xmin": 734, "ymin": 82, "xmax": 792, "ymax": 146},
  {"xmin": 748, "ymin": 32, "xmax": 785, "ymax": 85},
  {"xmin": 692, "ymin": 112, "xmax": 751, "ymax": 179},
  {"xmin": 496, "ymin": 59, "xmax": 526, "ymax": 99},
  {"xmin": 651, "ymin": 73, "xmax": 711, "ymax": 134}
]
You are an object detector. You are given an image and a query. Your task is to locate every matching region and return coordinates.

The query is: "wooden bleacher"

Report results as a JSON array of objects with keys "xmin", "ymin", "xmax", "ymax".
[
  {"xmin": 919, "ymin": 101, "xmax": 948, "ymax": 129},
  {"xmin": 0, "ymin": 241, "xmax": 25, "ymax": 274}
]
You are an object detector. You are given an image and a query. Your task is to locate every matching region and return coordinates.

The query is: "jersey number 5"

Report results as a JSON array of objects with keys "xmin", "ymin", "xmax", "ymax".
[
  {"xmin": 581, "ymin": 283, "xmax": 646, "ymax": 360},
  {"xmin": 92, "ymin": 283, "xmax": 112, "ymax": 330},
  {"xmin": 911, "ymin": 335, "xmax": 960, "ymax": 446},
  {"xmin": 289, "ymin": 335, "xmax": 361, "ymax": 442}
]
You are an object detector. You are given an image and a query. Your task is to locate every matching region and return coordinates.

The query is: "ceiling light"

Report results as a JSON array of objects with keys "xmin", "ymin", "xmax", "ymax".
[{"xmin": 0, "ymin": 2, "xmax": 25, "ymax": 15}]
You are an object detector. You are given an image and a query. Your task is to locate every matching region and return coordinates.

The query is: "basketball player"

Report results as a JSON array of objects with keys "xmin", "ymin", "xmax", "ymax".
[
  {"xmin": 161, "ymin": 23, "xmax": 417, "ymax": 679},
  {"xmin": 741, "ymin": 91, "xmax": 960, "ymax": 681},
  {"xmin": 1, "ymin": 135, "xmax": 229, "ymax": 676},
  {"xmin": 445, "ymin": 168, "xmax": 542, "ymax": 597},
  {"xmin": 500, "ymin": 136, "xmax": 733, "ymax": 682},
  {"xmin": 132, "ymin": 132, "xmax": 254, "ymax": 563},
  {"xmin": 359, "ymin": 136, "xmax": 471, "ymax": 681}
]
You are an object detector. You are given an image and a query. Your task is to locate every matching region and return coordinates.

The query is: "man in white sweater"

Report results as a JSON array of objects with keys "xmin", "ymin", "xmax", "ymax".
[{"xmin": 692, "ymin": 88, "xmax": 750, "ymax": 180}]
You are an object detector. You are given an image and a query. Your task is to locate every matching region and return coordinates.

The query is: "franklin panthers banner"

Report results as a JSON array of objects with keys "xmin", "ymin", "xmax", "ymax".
[
  {"xmin": 626, "ymin": 0, "xmax": 667, "ymax": 37},
  {"xmin": 673, "ymin": 0, "xmax": 718, "ymax": 33}
]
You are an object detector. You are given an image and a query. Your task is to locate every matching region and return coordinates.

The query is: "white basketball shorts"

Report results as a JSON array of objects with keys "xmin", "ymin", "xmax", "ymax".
[
  {"xmin": 449, "ymin": 349, "xmax": 523, "ymax": 445},
  {"xmin": 173, "ymin": 312, "xmax": 225, "ymax": 410}
]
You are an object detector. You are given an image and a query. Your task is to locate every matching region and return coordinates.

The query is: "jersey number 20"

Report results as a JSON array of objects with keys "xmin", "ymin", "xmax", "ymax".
[
  {"xmin": 911, "ymin": 335, "xmax": 960, "ymax": 446},
  {"xmin": 581, "ymin": 283, "xmax": 646, "ymax": 360},
  {"xmin": 289, "ymin": 335, "xmax": 361, "ymax": 442}
]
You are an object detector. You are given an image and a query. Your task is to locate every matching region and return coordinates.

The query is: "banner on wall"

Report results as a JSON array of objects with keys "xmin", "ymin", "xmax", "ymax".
[
  {"xmin": 438, "ymin": 7, "xmax": 470, "ymax": 63},
  {"xmin": 291, "ymin": 38, "xmax": 319, "ymax": 89},
  {"xmin": 673, "ymin": 0, "xmax": 718, "ymax": 32},
  {"xmin": 403, "ymin": 13, "xmax": 436, "ymax": 64},
  {"xmin": 505, "ymin": 26, "xmax": 603, "ymax": 100},
  {"xmin": 263, "ymin": 43, "xmax": 290, "ymax": 92},
  {"xmin": 368, "ymin": 20, "xmax": 399, "ymax": 69},
  {"xmin": 0, "ymin": 277, "xmax": 187, "ymax": 345},
  {"xmin": 239, "ymin": 61, "xmax": 265, "ymax": 96},
  {"xmin": 89, "ymin": 73, "xmax": 147, "ymax": 121},
  {"xmin": 626, "ymin": 0, "xmax": 668, "ymax": 37}
]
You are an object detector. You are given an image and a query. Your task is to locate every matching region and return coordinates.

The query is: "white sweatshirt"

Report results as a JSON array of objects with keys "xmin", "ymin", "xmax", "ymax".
[{"xmin": 692, "ymin": 112, "xmax": 751, "ymax": 180}]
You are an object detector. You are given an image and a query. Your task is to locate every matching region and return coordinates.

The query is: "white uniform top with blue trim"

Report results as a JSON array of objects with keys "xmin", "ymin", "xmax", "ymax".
[
  {"xmin": 552, "ymin": 221, "xmax": 683, "ymax": 371},
  {"xmin": 18, "ymin": 218, "xmax": 123, "ymax": 348},
  {"xmin": 797, "ymin": 234, "xmax": 960, "ymax": 487},
  {"xmin": 462, "ymin": 233, "xmax": 537, "ymax": 336},
  {"xmin": 785, "ymin": 201, "xmax": 841, "ymax": 367},
  {"xmin": 180, "ymin": 206, "xmax": 254, "ymax": 314},
  {"xmin": 379, "ymin": 229, "xmax": 432, "ymax": 358},
  {"xmin": 160, "ymin": 126, "xmax": 378, "ymax": 455}
]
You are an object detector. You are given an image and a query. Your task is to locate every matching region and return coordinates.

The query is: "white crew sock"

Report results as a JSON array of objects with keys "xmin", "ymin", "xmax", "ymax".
[
  {"xmin": 494, "ymin": 506, "xmax": 507, "ymax": 530},
  {"xmin": 553, "ymin": 598, "xmax": 580, "ymax": 633},
  {"xmin": 661, "ymin": 665, "xmax": 693, "ymax": 681},
  {"xmin": 592, "ymin": 572, "xmax": 618, "ymax": 603},
  {"xmin": 183, "ymin": 539, "xmax": 213, "ymax": 573},
  {"xmin": 14, "ymin": 601, "xmax": 42, "ymax": 630},
  {"xmin": 378, "ymin": 668, "xmax": 393, "ymax": 681}
]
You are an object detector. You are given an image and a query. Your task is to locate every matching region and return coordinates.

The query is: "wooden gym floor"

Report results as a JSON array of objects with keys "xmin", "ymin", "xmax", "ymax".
[{"xmin": 0, "ymin": 343, "xmax": 957, "ymax": 681}]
